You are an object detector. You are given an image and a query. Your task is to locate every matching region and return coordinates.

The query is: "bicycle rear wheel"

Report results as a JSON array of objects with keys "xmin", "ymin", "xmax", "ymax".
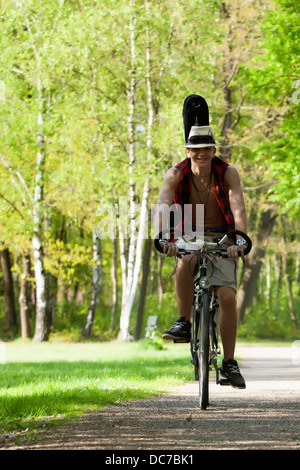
[{"xmin": 198, "ymin": 292, "xmax": 210, "ymax": 410}]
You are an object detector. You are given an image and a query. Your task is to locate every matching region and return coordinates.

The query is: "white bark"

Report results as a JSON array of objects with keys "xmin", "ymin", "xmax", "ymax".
[
  {"xmin": 110, "ymin": 236, "xmax": 118, "ymax": 333},
  {"xmin": 82, "ymin": 230, "xmax": 101, "ymax": 337},
  {"xmin": 118, "ymin": 1, "xmax": 153, "ymax": 340},
  {"xmin": 33, "ymin": 45, "xmax": 48, "ymax": 342},
  {"xmin": 117, "ymin": 200, "xmax": 128, "ymax": 313},
  {"xmin": 118, "ymin": 0, "xmax": 137, "ymax": 341},
  {"xmin": 17, "ymin": 1, "xmax": 65, "ymax": 341},
  {"xmin": 122, "ymin": 9, "xmax": 153, "ymax": 327}
]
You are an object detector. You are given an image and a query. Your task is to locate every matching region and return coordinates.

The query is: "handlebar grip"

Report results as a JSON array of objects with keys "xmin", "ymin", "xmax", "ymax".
[
  {"xmin": 154, "ymin": 228, "xmax": 183, "ymax": 254},
  {"xmin": 225, "ymin": 229, "xmax": 252, "ymax": 256},
  {"xmin": 154, "ymin": 234, "xmax": 165, "ymax": 254}
]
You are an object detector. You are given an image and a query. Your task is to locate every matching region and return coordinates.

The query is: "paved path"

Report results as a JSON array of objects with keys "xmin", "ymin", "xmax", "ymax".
[{"xmin": 2, "ymin": 346, "xmax": 300, "ymax": 450}]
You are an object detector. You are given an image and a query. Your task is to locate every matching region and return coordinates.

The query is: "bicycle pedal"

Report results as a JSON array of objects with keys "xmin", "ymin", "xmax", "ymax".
[
  {"xmin": 173, "ymin": 339, "xmax": 190, "ymax": 343},
  {"xmin": 219, "ymin": 379, "xmax": 230, "ymax": 386}
]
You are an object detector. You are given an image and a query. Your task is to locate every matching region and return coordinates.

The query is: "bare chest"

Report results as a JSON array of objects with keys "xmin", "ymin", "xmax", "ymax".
[{"xmin": 188, "ymin": 175, "xmax": 227, "ymax": 227}]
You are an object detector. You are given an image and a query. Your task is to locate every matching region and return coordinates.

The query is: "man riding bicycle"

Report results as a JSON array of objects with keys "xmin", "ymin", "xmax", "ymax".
[{"xmin": 155, "ymin": 125, "xmax": 248, "ymax": 389}]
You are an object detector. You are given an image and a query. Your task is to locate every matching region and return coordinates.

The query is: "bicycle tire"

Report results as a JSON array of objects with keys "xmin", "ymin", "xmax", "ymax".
[
  {"xmin": 191, "ymin": 303, "xmax": 200, "ymax": 381},
  {"xmin": 198, "ymin": 292, "xmax": 210, "ymax": 410}
]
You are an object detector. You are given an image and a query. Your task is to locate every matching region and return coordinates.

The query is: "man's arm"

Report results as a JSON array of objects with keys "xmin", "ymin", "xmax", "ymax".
[
  {"xmin": 154, "ymin": 167, "xmax": 180, "ymax": 257},
  {"xmin": 225, "ymin": 166, "xmax": 248, "ymax": 259},
  {"xmin": 154, "ymin": 167, "xmax": 180, "ymax": 234},
  {"xmin": 225, "ymin": 165, "xmax": 247, "ymax": 233}
]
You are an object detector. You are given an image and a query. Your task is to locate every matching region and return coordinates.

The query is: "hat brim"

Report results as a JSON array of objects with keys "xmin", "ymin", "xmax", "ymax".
[{"xmin": 183, "ymin": 142, "xmax": 220, "ymax": 148}]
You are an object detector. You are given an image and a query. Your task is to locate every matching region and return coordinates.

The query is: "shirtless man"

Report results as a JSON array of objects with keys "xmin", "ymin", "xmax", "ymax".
[{"xmin": 155, "ymin": 125, "xmax": 247, "ymax": 388}]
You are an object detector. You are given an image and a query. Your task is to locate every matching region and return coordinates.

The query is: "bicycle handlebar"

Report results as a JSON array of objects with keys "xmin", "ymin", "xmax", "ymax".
[{"xmin": 154, "ymin": 228, "xmax": 252, "ymax": 257}]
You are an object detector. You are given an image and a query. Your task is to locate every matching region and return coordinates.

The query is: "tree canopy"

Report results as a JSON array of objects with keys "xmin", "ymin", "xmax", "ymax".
[{"xmin": 0, "ymin": 0, "xmax": 299, "ymax": 342}]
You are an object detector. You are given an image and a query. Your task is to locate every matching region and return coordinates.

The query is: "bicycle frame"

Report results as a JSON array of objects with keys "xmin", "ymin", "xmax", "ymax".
[{"xmin": 190, "ymin": 249, "xmax": 225, "ymax": 409}]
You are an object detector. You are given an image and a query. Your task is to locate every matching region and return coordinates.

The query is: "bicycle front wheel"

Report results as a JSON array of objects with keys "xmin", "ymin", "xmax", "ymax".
[
  {"xmin": 198, "ymin": 292, "xmax": 210, "ymax": 410},
  {"xmin": 191, "ymin": 303, "xmax": 200, "ymax": 381}
]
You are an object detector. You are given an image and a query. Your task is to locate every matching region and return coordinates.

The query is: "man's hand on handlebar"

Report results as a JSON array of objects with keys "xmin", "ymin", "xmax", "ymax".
[
  {"xmin": 160, "ymin": 241, "xmax": 179, "ymax": 257},
  {"xmin": 155, "ymin": 229, "xmax": 252, "ymax": 259},
  {"xmin": 160, "ymin": 240, "xmax": 246, "ymax": 260},
  {"xmin": 226, "ymin": 244, "xmax": 246, "ymax": 261}
]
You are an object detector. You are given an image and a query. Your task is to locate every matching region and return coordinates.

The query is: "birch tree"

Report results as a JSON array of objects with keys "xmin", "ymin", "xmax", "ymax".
[
  {"xmin": 117, "ymin": 0, "xmax": 180, "ymax": 340},
  {"xmin": 0, "ymin": 0, "xmax": 66, "ymax": 341},
  {"xmin": 117, "ymin": 0, "xmax": 138, "ymax": 340},
  {"xmin": 19, "ymin": 0, "xmax": 65, "ymax": 341},
  {"xmin": 118, "ymin": 0, "xmax": 154, "ymax": 340},
  {"xmin": 82, "ymin": 230, "xmax": 102, "ymax": 337}
]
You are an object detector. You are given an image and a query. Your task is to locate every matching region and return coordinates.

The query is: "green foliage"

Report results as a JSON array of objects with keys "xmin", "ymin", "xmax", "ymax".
[
  {"xmin": 44, "ymin": 237, "xmax": 93, "ymax": 283},
  {"xmin": 0, "ymin": 0, "xmax": 299, "ymax": 343},
  {"xmin": 136, "ymin": 336, "xmax": 167, "ymax": 351},
  {"xmin": 143, "ymin": 291, "xmax": 178, "ymax": 335},
  {"xmin": 238, "ymin": 304, "xmax": 293, "ymax": 340},
  {"xmin": 241, "ymin": 0, "xmax": 300, "ymax": 218}
]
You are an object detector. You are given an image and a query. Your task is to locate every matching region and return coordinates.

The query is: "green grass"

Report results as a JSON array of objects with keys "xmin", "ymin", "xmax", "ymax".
[{"xmin": 0, "ymin": 339, "xmax": 194, "ymax": 435}]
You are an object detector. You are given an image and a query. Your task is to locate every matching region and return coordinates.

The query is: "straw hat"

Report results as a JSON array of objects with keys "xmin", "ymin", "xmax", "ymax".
[{"xmin": 183, "ymin": 126, "xmax": 219, "ymax": 148}]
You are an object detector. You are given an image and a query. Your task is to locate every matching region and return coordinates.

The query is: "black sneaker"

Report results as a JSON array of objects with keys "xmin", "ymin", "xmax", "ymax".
[
  {"xmin": 220, "ymin": 359, "xmax": 246, "ymax": 389},
  {"xmin": 162, "ymin": 318, "xmax": 191, "ymax": 341}
]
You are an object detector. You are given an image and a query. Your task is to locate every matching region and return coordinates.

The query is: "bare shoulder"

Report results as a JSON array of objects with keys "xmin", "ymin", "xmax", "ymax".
[
  {"xmin": 158, "ymin": 166, "xmax": 181, "ymax": 206},
  {"xmin": 166, "ymin": 166, "xmax": 181, "ymax": 180},
  {"xmin": 224, "ymin": 164, "xmax": 242, "ymax": 190},
  {"xmin": 164, "ymin": 166, "xmax": 181, "ymax": 187}
]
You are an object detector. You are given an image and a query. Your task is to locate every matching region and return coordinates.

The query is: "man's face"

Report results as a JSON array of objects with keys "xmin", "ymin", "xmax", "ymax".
[{"xmin": 186, "ymin": 146, "xmax": 216, "ymax": 169}]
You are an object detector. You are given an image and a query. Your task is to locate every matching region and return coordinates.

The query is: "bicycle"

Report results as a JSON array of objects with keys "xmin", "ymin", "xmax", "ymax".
[{"xmin": 154, "ymin": 228, "xmax": 252, "ymax": 410}]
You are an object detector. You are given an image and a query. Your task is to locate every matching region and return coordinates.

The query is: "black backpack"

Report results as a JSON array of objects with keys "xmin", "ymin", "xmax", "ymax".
[{"xmin": 182, "ymin": 94, "xmax": 209, "ymax": 143}]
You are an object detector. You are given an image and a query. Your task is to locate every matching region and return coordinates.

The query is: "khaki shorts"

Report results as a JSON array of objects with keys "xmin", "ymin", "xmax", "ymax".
[{"xmin": 193, "ymin": 232, "xmax": 237, "ymax": 292}]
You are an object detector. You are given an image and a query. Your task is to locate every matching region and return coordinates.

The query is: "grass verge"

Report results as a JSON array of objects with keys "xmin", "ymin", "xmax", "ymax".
[{"xmin": 0, "ymin": 339, "xmax": 194, "ymax": 436}]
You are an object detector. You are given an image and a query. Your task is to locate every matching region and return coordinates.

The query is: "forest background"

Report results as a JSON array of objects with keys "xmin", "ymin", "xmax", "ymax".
[{"xmin": 0, "ymin": 0, "xmax": 299, "ymax": 344}]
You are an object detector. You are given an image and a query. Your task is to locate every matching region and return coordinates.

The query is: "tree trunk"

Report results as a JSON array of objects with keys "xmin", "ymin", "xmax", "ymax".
[
  {"xmin": 273, "ymin": 253, "xmax": 282, "ymax": 300},
  {"xmin": 118, "ymin": 3, "xmax": 154, "ymax": 340},
  {"xmin": 15, "ymin": 1, "xmax": 65, "ymax": 341},
  {"xmin": 110, "ymin": 236, "xmax": 118, "ymax": 334},
  {"xmin": 121, "ymin": 179, "xmax": 150, "ymax": 339},
  {"xmin": 19, "ymin": 252, "xmax": 31, "ymax": 339},
  {"xmin": 280, "ymin": 222, "xmax": 296, "ymax": 327},
  {"xmin": 46, "ymin": 273, "xmax": 57, "ymax": 327},
  {"xmin": 0, "ymin": 247, "xmax": 17, "ymax": 329},
  {"xmin": 118, "ymin": 0, "xmax": 137, "ymax": 341},
  {"xmin": 117, "ymin": 198, "xmax": 128, "ymax": 318},
  {"xmin": 134, "ymin": 237, "xmax": 152, "ymax": 341},
  {"xmin": 32, "ymin": 231, "xmax": 48, "ymax": 341},
  {"xmin": 265, "ymin": 255, "xmax": 271, "ymax": 306},
  {"xmin": 82, "ymin": 230, "xmax": 101, "ymax": 337},
  {"xmin": 237, "ymin": 208, "xmax": 277, "ymax": 323},
  {"xmin": 33, "ymin": 57, "xmax": 48, "ymax": 342}
]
